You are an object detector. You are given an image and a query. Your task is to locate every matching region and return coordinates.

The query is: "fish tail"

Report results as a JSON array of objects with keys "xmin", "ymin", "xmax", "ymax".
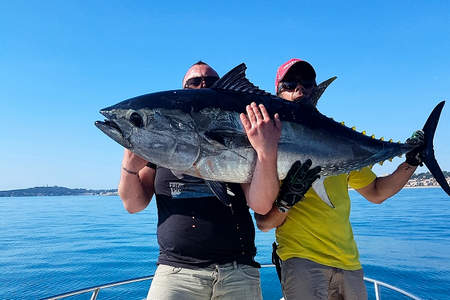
[{"xmin": 421, "ymin": 101, "xmax": 450, "ymax": 196}]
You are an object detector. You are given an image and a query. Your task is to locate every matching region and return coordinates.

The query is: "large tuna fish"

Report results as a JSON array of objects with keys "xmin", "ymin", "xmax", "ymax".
[{"xmin": 95, "ymin": 64, "xmax": 450, "ymax": 201}]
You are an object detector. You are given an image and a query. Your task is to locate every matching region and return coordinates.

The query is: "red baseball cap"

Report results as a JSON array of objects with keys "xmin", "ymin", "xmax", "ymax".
[{"xmin": 275, "ymin": 58, "xmax": 316, "ymax": 92}]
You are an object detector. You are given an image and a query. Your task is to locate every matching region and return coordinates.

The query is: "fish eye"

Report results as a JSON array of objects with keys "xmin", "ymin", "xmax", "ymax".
[{"xmin": 129, "ymin": 112, "xmax": 144, "ymax": 128}]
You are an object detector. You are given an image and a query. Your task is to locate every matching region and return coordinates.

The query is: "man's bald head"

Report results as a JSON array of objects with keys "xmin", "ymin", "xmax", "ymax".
[{"xmin": 182, "ymin": 61, "xmax": 219, "ymax": 89}]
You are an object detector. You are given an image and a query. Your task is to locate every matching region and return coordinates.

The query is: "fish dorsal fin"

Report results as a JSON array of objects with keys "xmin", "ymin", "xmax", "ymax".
[
  {"xmin": 211, "ymin": 63, "xmax": 272, "ymax": 96},
  {"xmin": 302, "ymin": 76, "xmax": 337, "ymax": 106}
]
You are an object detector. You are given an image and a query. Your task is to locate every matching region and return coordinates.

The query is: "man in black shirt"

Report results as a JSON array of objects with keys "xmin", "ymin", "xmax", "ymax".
[{"xmin": 118, "ymin": 61, "xmax": 281, "ymax": 299}]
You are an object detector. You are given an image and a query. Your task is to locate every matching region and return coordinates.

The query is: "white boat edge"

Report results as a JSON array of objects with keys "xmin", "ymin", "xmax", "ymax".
[{"xmin": 40, "ymin": 264, "xmax": 421, "ymax": 300}]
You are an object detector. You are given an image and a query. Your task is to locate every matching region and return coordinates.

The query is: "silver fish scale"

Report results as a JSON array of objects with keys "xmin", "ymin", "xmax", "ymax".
[
  {"xmin": 110, "ymin": 104, "xmax": 414, "ymax": 184},
  {"xmin": 171, "ymin": 107, "xmax": 412, "ymax": 182}
]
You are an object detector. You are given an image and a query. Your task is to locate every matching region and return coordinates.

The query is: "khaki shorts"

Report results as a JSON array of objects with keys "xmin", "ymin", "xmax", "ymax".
[
  {"xmin": 281, "ymin": 257, "xmax": 367, "ymax": 300},
  {"xmin": 147, "ymin": 262, "xmax": 262, "ymax": 300}
]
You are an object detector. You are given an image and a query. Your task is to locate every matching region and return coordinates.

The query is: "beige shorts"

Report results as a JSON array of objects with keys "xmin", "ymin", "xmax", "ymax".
[
  {"xmin": 281, "ymin": 257, "xmax": 367, "ymax": 300},
  {"xmin": 147, "ymin": 262, "xmax": 262, "ymax": 300}
]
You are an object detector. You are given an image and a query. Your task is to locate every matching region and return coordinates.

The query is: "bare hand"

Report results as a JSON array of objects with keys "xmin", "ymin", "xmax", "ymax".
[
  {"xmin": 240, "ymin": 102, "xmax": 282, "ymax": 157},
  {"xmin": 122, "ymin": 149, "xmax": 148, "ymax": 172}
]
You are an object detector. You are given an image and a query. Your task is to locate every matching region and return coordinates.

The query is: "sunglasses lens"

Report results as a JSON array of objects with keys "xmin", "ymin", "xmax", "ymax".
[
  {"xmin": 185, "ymin": 76, "xmax": 219, "ymax": 88},
  {"xmin": 186, "ymin": 77, "xmax": 203, "ymax": 86},
  {"xmin": 203, "ymin": 77, "xmax": 219, "ymax": 87},
  {"xmin": 281, "ymin": 82, "xmax": 297, "ymax": 91},
  {"xmin": 280, "ymin": 80, "xmax": 315, "ymax": 92}
]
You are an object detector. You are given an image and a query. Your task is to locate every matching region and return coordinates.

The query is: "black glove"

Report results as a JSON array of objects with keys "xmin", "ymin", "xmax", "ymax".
[
  {"xmin": 405, "ymin": 130, "xmax": 425, "ymax": 167},
  {"xmin": 275, "ymin": 159, "xmax": 321, "ymax": 213}
]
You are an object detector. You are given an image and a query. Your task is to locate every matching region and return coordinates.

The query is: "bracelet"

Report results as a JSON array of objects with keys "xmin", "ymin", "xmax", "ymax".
[{"xmin": 122, "ymin": 166, "xmax": 139, "ymax": 176}]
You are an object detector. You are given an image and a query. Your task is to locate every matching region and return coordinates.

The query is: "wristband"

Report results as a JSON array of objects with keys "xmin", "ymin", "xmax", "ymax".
[{"xmin": 122, "ymin": 166, "xmax": 139, "ymax": 176}]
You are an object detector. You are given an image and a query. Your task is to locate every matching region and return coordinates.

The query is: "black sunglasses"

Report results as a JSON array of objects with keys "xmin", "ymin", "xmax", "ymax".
[
  {"xmin": 278, "ymin": 79, "xmax": 316, "ymax": 94},
  {"xmin": 184, "ymin": 76, "xmax": 219, "ymax": 88}
]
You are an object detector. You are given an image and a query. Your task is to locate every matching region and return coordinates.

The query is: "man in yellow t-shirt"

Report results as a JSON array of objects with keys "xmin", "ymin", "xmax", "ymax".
[{"xmin": 255, "ymin": 59, "xmax": 424, "ymax": 300}]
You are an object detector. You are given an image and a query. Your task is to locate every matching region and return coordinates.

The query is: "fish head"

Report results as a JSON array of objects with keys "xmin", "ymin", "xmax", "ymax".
[{"xmin": 95, "ymin": 90, "xmax": 201, "ymax": 171}]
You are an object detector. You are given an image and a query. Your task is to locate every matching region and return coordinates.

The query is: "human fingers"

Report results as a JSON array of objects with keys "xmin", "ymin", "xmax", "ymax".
[
  {"xmin": 246, "ymin": 104, "xmax": 257, "ymax": 125},
  {"xmin": 251, "ymin": 102, "xmax": 263, "ymax": 123},
  {"xmin": 124, "ymin": 149, "xmax": 142, "ymax": 161},
  {"xmin": 299, "ymin": 159, "xmax": 313, "ymax": 175},
  {"xmin": 240, "ymin": 113, "xmax": 251, "ymax": 133},
  {"xmin": 307, "ymin": 166, "xmax": 322, "ymax": 178},
  {"xmin": 308, "ymin": 174, "xmax": 321, "ymax": 184},
  {"xmin": 123, "ymin": 149, "xmax": 148, "ymax": 170},
  {"xmin": 124, "ymin": 148, "xmax": 133, "ymax": 158},
  {"xmin": 416, "ymin": 130, "xmax": 425, "ymax": 142},
  {"xmin": 286, "ymin": 161, "xmax": 302, "ymax": 183},
  {"xmin": 407, "ymin": 130, "xmax": 425, "ymax": 145},
  {"xmin": 287, "ymin": 161, "xmax": 302, "ymax": 177},
  {"xmin": 259, "ymin": 104, "xmax": 270, "ymax": 121},
  {"xmin": 273, "ymin": 113, "xmax": 282, "ymax": 130}
]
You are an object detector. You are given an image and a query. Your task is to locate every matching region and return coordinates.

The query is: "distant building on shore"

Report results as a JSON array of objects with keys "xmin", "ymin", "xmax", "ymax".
[{"xmin": 404, "ymin": 172, "xmax": 450, "ymax": 188}]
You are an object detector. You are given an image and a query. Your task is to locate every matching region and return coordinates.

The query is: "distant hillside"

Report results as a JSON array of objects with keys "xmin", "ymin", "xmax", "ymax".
[
  {"xmin": 1, "ymin": 171, "xmax": 449, "ymax": 197},
  {"xmin": 0, "ymin": 186, "xmax": 117, "ymax": 197}
]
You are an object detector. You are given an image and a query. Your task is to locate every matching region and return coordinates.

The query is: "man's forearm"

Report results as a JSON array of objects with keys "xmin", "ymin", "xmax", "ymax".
[
  {"xmin": 360, "ymin": 162, "xmax": 417, "ymax": 204},
  {"xmin": 118, "ymin": 168, "xmax": 153, "ymax": 213},
  {"xmin": 238, "ymin": 102, "xmax": 281, "ymax": 215},
  {"xmin": 255, "ymin": 206, "xmax": 288, "ymax": 232},
  {"xmin": 376, "ymin": 162, "xmax": 416, "ymax": 199},
  {"xmin": 245, "ymin": 153, "xmax": 279, "ymax": 215}
]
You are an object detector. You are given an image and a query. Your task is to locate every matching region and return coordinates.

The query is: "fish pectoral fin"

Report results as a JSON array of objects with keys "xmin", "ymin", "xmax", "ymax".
[
  {"xmin": 204, "ymin": 130, "xmax": 252, "ymax": 161},
  {"xmin": 204, "ymin": 129, "xmax": 249, "ymax": 148},
  {"xmin": 311, "ymin": 177, "xmax": 335, "ymax": 208},
  {"xmin": 204, "ymin": 180, "xmax": 232, "ymax": 207}
]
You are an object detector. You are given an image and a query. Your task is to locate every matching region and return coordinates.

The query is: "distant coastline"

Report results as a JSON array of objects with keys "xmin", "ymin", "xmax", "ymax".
[
  {"xmin": 0, "ymin": 186, "xmax": 118, "ymax": 197},
  {"xmin": 405, "ymin": 171, "xmax": 450, "ymax": 188},
  {"xmin": 0, "ymin": 172, "xmax": 448, "ymax": 197}
]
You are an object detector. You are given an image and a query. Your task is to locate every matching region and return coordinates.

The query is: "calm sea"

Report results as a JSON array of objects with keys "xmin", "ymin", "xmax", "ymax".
[{"xmin": 0, "ymin": 188, "xmax": 449, "ymax": 300}]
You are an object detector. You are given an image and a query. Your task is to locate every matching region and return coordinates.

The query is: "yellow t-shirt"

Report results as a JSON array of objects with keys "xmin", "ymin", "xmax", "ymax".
[{"xmin": 276, "ymin": 167, "xmax": 376, "ymax": 270}]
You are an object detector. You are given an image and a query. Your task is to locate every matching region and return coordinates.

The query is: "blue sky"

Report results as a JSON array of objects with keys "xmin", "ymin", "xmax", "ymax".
[{"xmin": 1, "ymin": 1, "xmax": 449, "ymax": 190}]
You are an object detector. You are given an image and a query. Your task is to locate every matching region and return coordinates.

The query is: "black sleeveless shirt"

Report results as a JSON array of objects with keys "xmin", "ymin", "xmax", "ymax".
[{"xmin": 153, "ymin": 167, "xmax": 259, "ymax": 268}]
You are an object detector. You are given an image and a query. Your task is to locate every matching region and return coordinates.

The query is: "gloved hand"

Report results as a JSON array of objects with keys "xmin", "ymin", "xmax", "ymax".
[
  {"xmin": 405, "ymin": 130, "xmax": 425, "ymax": 166},
  {"xmin": 275, "ymin": 159, "xmax": 321, "ymax": 213}
]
